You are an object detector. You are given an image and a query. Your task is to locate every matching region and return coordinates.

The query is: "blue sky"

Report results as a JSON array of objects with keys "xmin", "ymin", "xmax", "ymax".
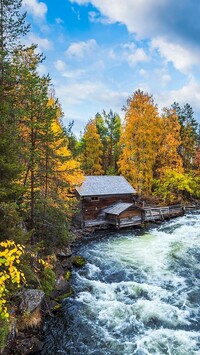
[{"xmin": 22, "ymin": 0, "xmax": 200, "ymax": 135}]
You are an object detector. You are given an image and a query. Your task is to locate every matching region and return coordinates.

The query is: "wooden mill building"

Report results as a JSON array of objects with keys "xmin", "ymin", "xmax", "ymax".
[
  {"xmin": 75, "ymin": 175, "xmax": 185, "ymax": 229},
  {"xmin": 75, "ymin": 176, "xmax": 142, "ymax": 228}
]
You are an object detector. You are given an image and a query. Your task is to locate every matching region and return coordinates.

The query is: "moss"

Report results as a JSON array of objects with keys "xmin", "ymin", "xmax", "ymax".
[
  {"xmin": 54, "ymin": 288, "xmax": 74, "ymax": 302},
  {"xmin": 64, "ymin": 270, "xmax": 72, "ymax": 281},
  {"xmin": 40, "ymin": 267, "xmax": 56, "ymax": 296},
  {"xmin": 72, "ymin": 255, "xmax": 86, "ymax": 267},
  {"xmin": 52, "ymin": 303, "xmax": 62, "ymax": 312},
  {"xmin": 0, "ymin": 320, "xmax": 9, "ymax": 352},
  {"xmin": 20, "ymin": 264, "xmax": 39, "ymax": 288}
]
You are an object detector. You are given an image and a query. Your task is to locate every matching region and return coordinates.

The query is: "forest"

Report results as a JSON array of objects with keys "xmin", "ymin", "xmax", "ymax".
[{"xmin": 0, "ymin": 0, "xmax": 200, "ymax": 351}]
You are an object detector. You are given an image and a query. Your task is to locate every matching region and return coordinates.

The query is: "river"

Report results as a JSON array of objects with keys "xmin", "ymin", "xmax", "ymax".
[{"xmin": 42, "ymin": 211, "xmax": 200, "ymax": 355}]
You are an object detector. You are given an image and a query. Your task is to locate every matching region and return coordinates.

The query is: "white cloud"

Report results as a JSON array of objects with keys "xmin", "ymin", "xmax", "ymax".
[
  {"xmin": 122, "ymin": 44, "xmax": 149, "ymax": 66},
  {"xmin": 88, "ymin": 11, "xmax": 112, "ymax": 24},
  {"xmin": 152, "ymin": 38, "xmax": 200, "ymax": 73},
  {"xmin": 54, "ymin": 79, "xmax": 128, "ymax": 112},
  {"xmin": 28, "ymin": 34, "xmax": 52, "ymax": 50},
  {"xmin": 22, "ymin": 33, "xmax": 52, "ymax": 53},
  {"xmin": 161, "ymin": 73, "xmax": 171, "ymax": 87},
  {"xmin": 70, "ymin": 0, "xmax": 200, "ymax": 75},
  {"xmin": 55, "ymin": 81, "xmax": 105, "ymax": 105},
  {"xmin": 65, "ymin": 39, "xmax": 98, "ymax": 58},
  {"xmin": 70, "ymin": 0, "xmax": 166, "ymax": 37},
  {"xmin": 54, "ymin": 60, "xmax": 86, "ymax": 79},
  {"xmin": 126, "ymin": 48, "xmax": 149, "ymax": 66},
  {"xmin": 22, "ymin": 0, "xmax": 47, "ymax": 19},
  {"xmin": 156, "ymin": 77, "xmax": 200, "ymax": 112},
  {"xmin": 37, "ymin": 63, "xmax": 48, "ymax": 75},
  {"xmin": 153, "ymin": 68, "xmax": 171, "ymax": 87},
  {"xmin": 108, "ymin": 49, "xmax": 116, "ymax": 60},
  {"xmin": 139, "ymin": 69, "xmax": 148, "ymax": 77},
  {"xmin": 56, "ymin": 18, "xmax": 64, "ymax": 25},
  {"xmin": 54, "ymin": 60, "xmax": 67, "ymax": 72},
  {"xmin": 71, "ymin": 7, "xmax": 81, "ymax": 20}
]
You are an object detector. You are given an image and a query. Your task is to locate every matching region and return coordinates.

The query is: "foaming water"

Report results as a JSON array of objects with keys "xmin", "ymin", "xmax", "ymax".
[{"xmin": 42, "ymin": 211, "xmax": 200, "ymax": 354}]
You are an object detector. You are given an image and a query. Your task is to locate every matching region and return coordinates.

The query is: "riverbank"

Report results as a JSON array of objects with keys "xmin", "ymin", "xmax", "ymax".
[
  {"xmin": 3, "ymin": 206, "xmax": 200, "ymax": 354},
  {"xmin": 2, "ymin": 247, "xmax": 86, "ymax": 355},
  {"xmin": 41, "ymin": 211, "xmax": 200, "ymax": 354}
]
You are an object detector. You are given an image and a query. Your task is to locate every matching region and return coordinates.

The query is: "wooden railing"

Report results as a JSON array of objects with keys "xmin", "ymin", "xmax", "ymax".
[{"xmin": 144, "ymin": 204, "xmax": 184, "ymax": 221}]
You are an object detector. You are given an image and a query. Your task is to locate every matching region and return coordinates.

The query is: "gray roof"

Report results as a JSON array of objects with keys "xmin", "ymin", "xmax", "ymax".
[
  {"xmin": 104, "ymin": 202, "xmax": 133, "ymax": 216},
  {"xmin": 76, "ymin": 176, "xmax": 136, "ymax": 197}
]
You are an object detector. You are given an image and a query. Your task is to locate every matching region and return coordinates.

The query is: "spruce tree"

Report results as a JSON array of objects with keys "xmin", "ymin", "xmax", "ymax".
[
  {"xmin": 171, "ymin": 102, "xmax": 199, "ymax": 171},
  {"xmin": 0, "ymin": 0, "xmax": 29, "ymax": 202}
]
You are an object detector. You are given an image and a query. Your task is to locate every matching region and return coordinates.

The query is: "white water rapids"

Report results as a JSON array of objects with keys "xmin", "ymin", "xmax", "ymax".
[{"xmin": 42, "ymin": 211, "xmax": 200, "ymax": 354}]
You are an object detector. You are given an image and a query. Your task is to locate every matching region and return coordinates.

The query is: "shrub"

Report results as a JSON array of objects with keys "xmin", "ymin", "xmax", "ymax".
[{"xmin": 40, "ymin": 267, "xmax": 56, "ymax": 296}]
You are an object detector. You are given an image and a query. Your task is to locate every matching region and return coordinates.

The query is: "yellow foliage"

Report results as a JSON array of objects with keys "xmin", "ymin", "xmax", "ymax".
[
  {"xmin": 118, "ymin": 91, "xmax": 162, "ymax": 194},
  {"xmin": 156, "ymin": 108, "xmax": 183, "ymax": 177},
  {"xmin": 50, "ymin": 115, "xmax": 83, "ymax": 200},
  {"xmin": 0, "ymin": 241, "xmax": 25, "ymax": 321},
  {"xmin": 81, "ymin": 119, "xmax": 104, "ymax": 175}
]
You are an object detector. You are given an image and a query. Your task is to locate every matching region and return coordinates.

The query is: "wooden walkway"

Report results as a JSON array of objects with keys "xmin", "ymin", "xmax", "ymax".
[
  {"xmin": 143, "ymin": 205, "xmax": 184, "ymax": 223},
  {"xmin": 84, "ymin": 204, "xmax": 185, "ymax": 229}
]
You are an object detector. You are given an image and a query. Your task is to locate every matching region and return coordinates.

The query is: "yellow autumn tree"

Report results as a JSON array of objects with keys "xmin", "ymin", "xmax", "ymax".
[
  {"xmin": 156, "ymin": 108, "xmax": 183, "ymax": 177},
  {"xmin": 34, "ymin": 98, "xmax": 83, "ymax": 245},
  {"xmin": 50, "ymin": 104, "xmax": 83, "ymax": 201},
  {"xmin": 81, "ymin": 119, "xmax": 103, "ymax": 175},
  {"xmin": 118, "ymin": 90, "xmax": 161, "ymax": 194}
]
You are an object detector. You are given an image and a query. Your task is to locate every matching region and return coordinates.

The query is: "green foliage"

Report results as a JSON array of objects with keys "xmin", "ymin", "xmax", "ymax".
[
  {"xmin": 72, "ymin": 255, "xmax": 86, "ymax": 267},
  {"xmin": 0, "ymin": 202, "xmax": 29, "ymax": 243},
  {"xmin": 172, "ymin": 102, "xmax": 199, "ymax": 171},
  {"xmin": 64, "ymin": 270, "xmax": 72, "ymax": 281},
  {"xmin": 0, "ymin": 0, "xmax": 29, "ymax": 206},
  {"xmin": 63, "ymin": 120, "xmax": 79, "ymax": 157},
  {"xmin": 153, "ymin": 169, "xmax": 196, "ymax": 202},
  {"xmin": 0, "ymin": 0, "xmax": 29, "ymax": 53},
  {"xmin": 95, "ymin": 110, "xmax": 121, "ymax": 174},
  {"xmin": 40, "ymin": 267, "xmax": 56, "ymax": 296},
  {"xmin": 34, "ymin": 200, "xmax": 73, "ymax": 251},
  {"xmin": 54, "ymin": 288, "xmax": 74, "ymax": 302},
  {"xmin": 19, "ymin": 263, "xmax": 39, "ymax": 288},
  {"xmin": 80, "ymin": 119, "xmax": 103, "ymax": 175},
  {"xmin": 0, "ymin": 131, "xmax": 23, "ymax": 202},
  {"xmin": 0, "ymin": 319, "xmax": 9, "ymax": 351}
]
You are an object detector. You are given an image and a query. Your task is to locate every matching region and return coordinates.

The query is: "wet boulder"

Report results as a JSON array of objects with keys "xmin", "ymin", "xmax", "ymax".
[
  {"xmin": 60, "ymin": 257, "xmax": 73, "ymax": 270},
  {"xmin": 72, "ymin": 255, "xmax": 86, "ymax": 267},
  {"xmin": 50, "ymin": 278, "xmax": 74, "ymax": 301},
  {"xmin": 56, "ymin": 246, "xmax": 72, "ymax": 258},
  {"xmin": 20, "ymin": 289, "xmax": 45, "ymax": 314},
  {"xmin": 18, "ymin": 289, "xmax": 45, "ymax": 330}
]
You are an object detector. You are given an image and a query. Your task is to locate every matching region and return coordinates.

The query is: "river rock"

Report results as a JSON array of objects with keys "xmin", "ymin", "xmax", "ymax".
[
  {"xmin": 55, "ymin": 278, "xmax": 71, "ymax": 292},
  {"xmin": 14, "ymin": 335, "xmax": 44, "ymax": 354},
  {"xmin": 29, "ymin": 336, "xmax": 44, "ymax": 353},
  {"xmin": 60, "ymin": 257, "xmax": 73, "ymax": 269},
  {"xmin": 50, "ymin": 279, "xmax": 73, "ymax": 300},
  {"xmin": 20, "ymin": 289, "xmax": 45, "ymax": 313},
  {"xmin": 56, "ymin": 246, "xmax": 72, "ymax": 257},
  {"xmin": 54, "ymin": 260, "xmax": 65, "ymax": 278}
]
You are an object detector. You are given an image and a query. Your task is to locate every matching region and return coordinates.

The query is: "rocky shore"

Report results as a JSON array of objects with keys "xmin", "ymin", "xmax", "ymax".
[
  {"xmin": 3, "ymin": 206, "xmax": 199, "ymax": 354},
  {"xmin": 2, "ymin": 241, "xmax": 87, "ymax": 355}
]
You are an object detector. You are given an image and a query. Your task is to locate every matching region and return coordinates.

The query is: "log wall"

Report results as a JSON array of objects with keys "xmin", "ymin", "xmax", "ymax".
[{"xmin": 82, "ymin": 194, "xmax": 133, "ymax": 220}]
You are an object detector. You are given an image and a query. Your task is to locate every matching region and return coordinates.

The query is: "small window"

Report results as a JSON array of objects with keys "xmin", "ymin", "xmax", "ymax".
[{"xmin": 91, "ymin": 196, "xmax": 99, "ymax": 201}]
